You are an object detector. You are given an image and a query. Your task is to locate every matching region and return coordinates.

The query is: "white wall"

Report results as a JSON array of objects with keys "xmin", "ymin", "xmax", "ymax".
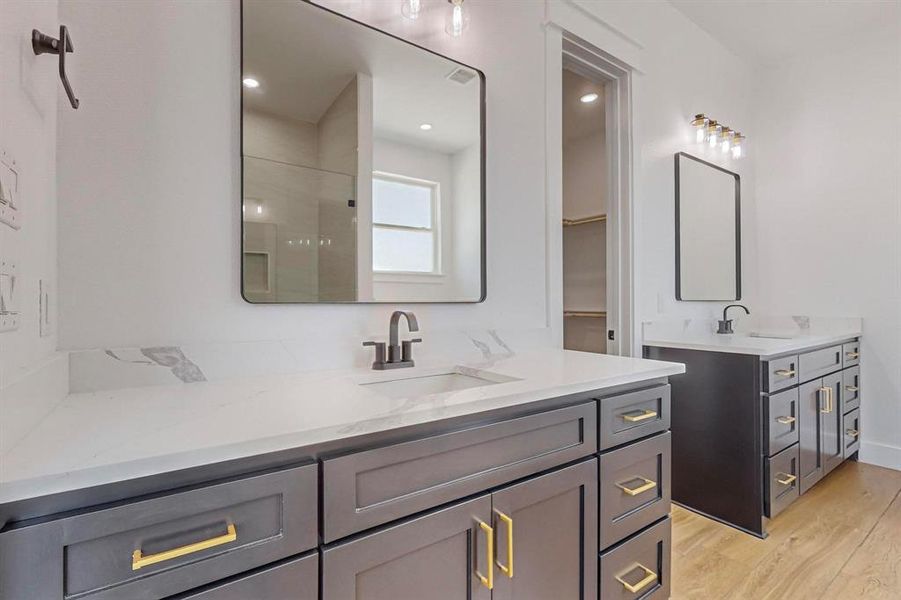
[{"xmin": 753, "ymin": 20, "xmax": 901, "ymax": 468}]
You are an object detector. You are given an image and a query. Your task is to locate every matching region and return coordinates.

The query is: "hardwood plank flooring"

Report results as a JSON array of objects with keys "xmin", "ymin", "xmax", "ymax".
[{"xmin": 671, "ymin": 461, "xmax": 901, "ymax": 600}]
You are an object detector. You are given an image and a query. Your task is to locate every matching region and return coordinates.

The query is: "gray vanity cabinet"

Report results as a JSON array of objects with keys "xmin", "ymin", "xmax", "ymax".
[{"xmin": 798, "ymin": 372, "xmax": 843, "ymax": 493}]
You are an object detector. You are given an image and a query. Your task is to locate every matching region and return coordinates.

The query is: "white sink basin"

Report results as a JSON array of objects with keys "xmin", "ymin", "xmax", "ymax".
[
  {"xmin": 360, "ymin": 370, "xmax": 515, "ymax": 400},
  {"xmin": 748, "ymin": 331, "xmax": 799, "ymax": 340}
]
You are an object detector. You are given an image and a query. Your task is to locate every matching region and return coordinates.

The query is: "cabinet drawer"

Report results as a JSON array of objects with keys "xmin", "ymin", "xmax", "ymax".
[
  {"xmin": 0, "ymin": 464, "xmax": 318, "ymax": 600},
  {"xmin": 599, "ymin": 385, "xmax": 670, "ymax": 451},
  {"xmin": 843, "ymin": 366, "xmax": 861, "ymax": 413},
  {"xmin": 599, "ymin": 432, "xmax": 671, "ymax": 549},
  {"xmin": 799, "ymin": 345, "xmax": 842, "ymax": 382},
  {"xmin": 844, "ymin": 408, "xmax": 861, "ymax": 458},
  {"xmin": 599, "ymin": 517, "xmax": 671, "ymax": 600},
  {"xmin": 765, "ymin": 388, "xmax": 800, "ymax": 456},
  {"xmin": 843, "ymin": 341, "xmax": 861, "ymax": 368},
  {"xmin": 764, "ymin": 355, "xmax": 799, "ymax": 393},
  {"xmin": 323, "ymin": 402, "xmax": 596, "ymax": 542},
  {"xmin": 176, "ymin": 552, "xmax": 318, "ymax": 600},
  {"xmin": 765, "ymin": 444, "xmax": 799, "ymax": 519}
]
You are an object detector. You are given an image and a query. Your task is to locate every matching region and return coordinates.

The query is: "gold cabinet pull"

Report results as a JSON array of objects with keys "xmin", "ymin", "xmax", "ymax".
[
  {"xmin": 775, "ymin": 416, "xmax": 796, "ymax": 425},
  {"xmin": 846, "ymin": 429, "xmax": 860, "ymax": 438},
  {"xmin": 621, "ymin": 409, "xmax": 657, "ymax": 423},
  {"xmin": 132, "ymin": 524, "xmax": 237, "ymax": 571},
  {"xmin": 775, "ymin": 369, "xmax": 796, "ymax": 377},
  {"xmin": 775, "ymin": 472, "xmax": 797, "ymax": 486},
  {"xmin": 845, "ymin": 385, "xmax": 859, "ymax": 393},
  {"xmin": 494, "ymin": 510, "xmax": 514, "ymax": 578},
  {"xmin": 819, "ymin": 387, "xmax": 833, "ymax": 413},
  {"xmin": 846, "ymin": 351, "xmax": 860, "ymax": 359},
  {"xmin": 615, "ymin": 563, "xmax": 658, "ymax": 594},
  {"xmin": 616, "ymin": 476, "xmax": 657, "ymax": 496},
  {"xmin": 476, "ymin": 520, "xmax": 494, "ymax": 590}
]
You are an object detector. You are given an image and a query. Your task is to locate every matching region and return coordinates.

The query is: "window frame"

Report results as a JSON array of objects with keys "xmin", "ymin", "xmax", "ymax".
[{"xmin": 371, "ymin": 170, "xmax": 443, "ymax": 277}]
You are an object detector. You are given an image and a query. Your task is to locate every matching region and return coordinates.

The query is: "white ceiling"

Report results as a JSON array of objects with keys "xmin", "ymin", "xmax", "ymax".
[
  {"xmin": 243, "ymin": 1, "xmax": 480, "ymax": 154},
  {"xmin": 670, "ymin": 0, "xmax": 897, "ymax": 65}
]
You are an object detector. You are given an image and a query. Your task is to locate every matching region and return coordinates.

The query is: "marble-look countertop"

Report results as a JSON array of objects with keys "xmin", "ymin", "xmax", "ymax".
[
  {"xmin": 642, "ymin": 316, "xmax": 861, "ymax": 358},
  {"xmin": 0, "ymin": 349, "xmax": 684, "ymax": 506}
]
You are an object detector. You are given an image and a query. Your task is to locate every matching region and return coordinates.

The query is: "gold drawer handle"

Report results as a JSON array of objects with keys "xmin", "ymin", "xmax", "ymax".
[
  {"xmin": 495, "ymin": 510, "xmax": 514, "ymax": 578},
  {"xmin": 616, "ymin": 477, "xmax": 657, "ymax": 496},
  {"xmin": 132, "ymin": 524, "xmax": 237, "ymax": 571},
  {"xmin": 775, "ymin": 472, "xmax": 797, "ymax": 486},
  {"xmin": 775, "ymin": 369, "xmax": 796, "ymax": 377},
  {"xmin": 846, "ymin": 352, "xmax": 860, "ymax": 359},
  {"xmin": 819, "ymin": 387, "xmax": 833, "ymax": 413},
  {"xmin": 615, "ymin": 563, "xmax": 658, "ymax": 594},
  {"xmin": 775, "ymin": 416, "xmax": 796, "ymax": 425},
  {"xmin": 845, "ymin": 385, "xmax": 859, "ymax": 393},
  {"xmin": 476, "ymin": 520, "xmax": 494, "ymax": 590},
  {"xmin": 846, "ymin": 429, "xmax": 860, "ymax": 438},
  {"xmin": 621, "ymin": 409, "xmax": 657, "ymax": 423}
]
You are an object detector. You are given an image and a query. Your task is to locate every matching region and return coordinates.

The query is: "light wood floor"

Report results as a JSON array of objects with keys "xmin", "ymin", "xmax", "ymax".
[{"xmin": 671, "ymin": 461, "xmax": 901, "ymax": 600}]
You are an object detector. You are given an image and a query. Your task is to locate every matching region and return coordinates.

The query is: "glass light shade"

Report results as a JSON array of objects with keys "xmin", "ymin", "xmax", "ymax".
[
  {"xmin": 707, "ymin": 124, "xmax": 721, "ymax": 148},
  {"xmin": 721, "ymin": 130, "xmax": 733, "ymax": 153},
  {"xmin": 401, "ymin": 0, "xmax": 421, "ymax": 19},
  {"xmin": 690, "ymin": 114, "xmax": 708, "ymax": 143},
  {"xmin": 445, "ymin": 0, "xmax": 469, "ymax": 37},
  {"xmin": 731, "ymin": 136, "xmax": 744, "ymax": 159}
]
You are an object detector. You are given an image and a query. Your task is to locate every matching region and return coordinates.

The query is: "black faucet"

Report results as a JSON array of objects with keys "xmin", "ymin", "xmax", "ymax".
[
  {"xmin": 717, "ymin": 304, "xmax": 750, "ymax": 334},
  {"xmin": 363, "ymin": 311, "xmax": 422, "ymax": 370}
]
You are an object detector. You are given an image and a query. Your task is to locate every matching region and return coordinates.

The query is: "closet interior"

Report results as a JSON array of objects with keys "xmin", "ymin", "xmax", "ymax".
[{"xmin": 562, "ymin": 68, "xmax": 608, "ymax": 354}]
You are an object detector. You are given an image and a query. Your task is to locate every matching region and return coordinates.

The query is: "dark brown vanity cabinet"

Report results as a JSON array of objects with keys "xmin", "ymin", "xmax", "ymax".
[{"xmin": 644, "ymin": 338, "xmax": 860, "ymax": 538}]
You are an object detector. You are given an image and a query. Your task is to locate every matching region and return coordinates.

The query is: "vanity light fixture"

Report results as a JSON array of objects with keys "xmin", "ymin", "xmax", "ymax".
[
  {"xmin": 445, "ymin": 0, "xmax": 469, "ymax": 38},
  {"xmin": 720, "ymin": 128, "xmax": 733, "ymax": 153},
  {"xmin": 401, "ymin": 0, "xmax": 422, "ymax": 19},
  {"xmin": 707, "ymin": 121, "xmax": 721, "ymax": 148},
  {"xmin": 731, "ymin": 133, "xmax": 745, "ymax": 159},
  {"xmin": 419, "ymin": 123, "xmax": 433, "ymax": 130},
  {"xmin": 691, "ymin": 113, "xmax": 709, "ymax": 143},
  {"xmin": 580, "ymin": 92, "xmax": 599, "ymax": 103},
  {"xmin": 242, "ymin": 77, "xmax": 260, "ymax": 89}
]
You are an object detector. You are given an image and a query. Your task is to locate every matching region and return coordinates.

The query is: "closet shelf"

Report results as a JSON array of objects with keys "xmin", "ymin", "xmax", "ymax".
[
  {"xmin": 563, "ymin": 310, "xmax": 607, "ymax": 318},
  {"xmin": 563, "ymin": 214, "xmax": 606, "ymax": 227}
]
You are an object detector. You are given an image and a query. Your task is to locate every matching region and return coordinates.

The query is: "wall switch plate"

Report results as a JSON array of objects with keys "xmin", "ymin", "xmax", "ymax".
[
  {"xmin": 0, "ymin": 151, "xmax": 21, "ymax": 230},
  {"xmin": 39, "ymin": 279, "xmax": 53, "ymax": 337}
]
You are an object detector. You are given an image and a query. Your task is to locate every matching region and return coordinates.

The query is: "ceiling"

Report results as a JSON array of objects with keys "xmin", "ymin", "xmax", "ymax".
[
  {"xmin": 562, "ymin": 69, "xmax": 605, "ymax": 144},
  {"xmin": 243, "ymin": 1, "xmax": 480, "ymax": 154},
  {"xmin": 670, "ymin": 0, "xmax": 897, "ymax": 65}
]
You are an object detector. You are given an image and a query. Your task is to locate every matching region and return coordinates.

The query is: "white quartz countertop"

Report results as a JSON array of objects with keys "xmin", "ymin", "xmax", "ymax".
[
  {"xmin": 0, "ymin": 349, "xmax": 683, "ymax": 506},
  {"xmin": 643, "ymin": 330, "xmax": 861, "ymax": 357}
]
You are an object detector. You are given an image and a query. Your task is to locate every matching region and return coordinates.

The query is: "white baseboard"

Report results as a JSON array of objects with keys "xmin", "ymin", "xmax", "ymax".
[{"xmin": 860, "ymin": 441, "xmax": 901, "ymax": 472}]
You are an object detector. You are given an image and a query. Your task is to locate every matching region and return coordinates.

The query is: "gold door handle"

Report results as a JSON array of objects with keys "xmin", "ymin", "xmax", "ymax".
[
  {"xmin": 616, "ymin": 476, "xmax": 658, "ymax": 496},
  {"xmin": 845, "ymin": 385, "xmax": 859, "ymax": 393},
  {"xmin": 621, "ymin": 409, "xmax": 657, "ymax": 423},
  {"xmin": 476, "ymin": 520, "xmax": 494, "ymax": 590},
  {"xmin": 775, "ymin": 472, "xmax": 797, "ymax": 486},
  {"xmin": 494, "ymin": 510, "xmax": 514, "ymax": 578},
  {"xmin": 846, "ymin": 429, "xmax": 860, "ymax": 438},
  {"xmin": 132, "ymin": 524, "xmax": 237, "ymax": 571},
  {"xmin": 819, "ymin": 387, "xmax": 833, "ymax": 413},
  {"xmin": 846, "ymin": 352, "xmax": 860, "ymax": 359},
  {"xmin": 775, "ymin": 369, "xmax": 796, "ymax": 377},
  {"xmin": 615, "ymin": 563, "xmax": 658, "ymax": 594},
  {"xmin": 775, "ymin": 416, "xmax": 796, "ymax": 425}
]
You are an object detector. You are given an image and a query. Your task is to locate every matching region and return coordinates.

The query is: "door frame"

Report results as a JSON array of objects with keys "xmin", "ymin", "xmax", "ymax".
[{"xmin": 545, "ymin": 21, "xmax": 637, "ymax": 356}]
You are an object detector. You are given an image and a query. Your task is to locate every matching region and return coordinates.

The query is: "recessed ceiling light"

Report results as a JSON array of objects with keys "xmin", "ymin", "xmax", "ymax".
[
  {"xmin": 420, "ymin": 123, "xmax": 432, "ymax": 131},
  {"xmin": 242, "ymin": 77, "xmax": 260, "ymax": 89},
  {"xmin": 580, "ymin": 92, "xmax": 599, "ymax": 104}
]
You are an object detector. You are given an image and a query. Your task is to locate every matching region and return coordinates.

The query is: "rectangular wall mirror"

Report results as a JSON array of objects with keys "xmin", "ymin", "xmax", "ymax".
[
  {"xmin": 242, "ymin": 0, "xmax": 485, "ymax": 303},
  {"xmin": 674, "ymin": 152, "xmax": 741, "ymax": 301}
]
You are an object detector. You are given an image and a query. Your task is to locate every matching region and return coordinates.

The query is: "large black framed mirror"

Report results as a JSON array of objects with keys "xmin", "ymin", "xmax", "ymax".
[
  {"xmin": 674, "ymin": 152, "xmax": 741, "ymax": 301},
  {"xmin": 241, "ymin": 0, "xmax": 485, "ymax": 303}
]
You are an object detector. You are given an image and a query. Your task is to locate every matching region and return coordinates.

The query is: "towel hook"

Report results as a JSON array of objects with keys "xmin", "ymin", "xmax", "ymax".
[{"xmin": 32, "ymin": 25, "xmax": 79, "ymax": 109}]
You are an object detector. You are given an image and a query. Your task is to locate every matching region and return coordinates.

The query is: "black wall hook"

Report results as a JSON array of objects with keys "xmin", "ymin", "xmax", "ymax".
[{"xmin": 32, "ymin": 26, "xmax": 79, "ymax": 109}]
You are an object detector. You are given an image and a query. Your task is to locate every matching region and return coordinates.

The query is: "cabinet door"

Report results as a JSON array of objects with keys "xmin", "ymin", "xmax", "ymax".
[
  {"xmin": 491, "ymin": 460, "xmax": 598, "ymax": 600},
  {"xmin": 321, "ymin": 495, "xmax": 492, "ymax": 600},
  {"xmin": 821, "ymin": 372, "xmax": 844, "ymax": 476},
  {"xmin": 798, "ymin": 379, "xmax": 824, "ymax": 494}
]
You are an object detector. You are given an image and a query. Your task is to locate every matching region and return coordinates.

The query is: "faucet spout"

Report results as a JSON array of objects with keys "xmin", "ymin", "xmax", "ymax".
[
  {"xmin": 389, "ymin": 311, "xmax": 419, "ymax": 350},
  {"xmin": 717, "ymin": 304, "xmax": 750, "ymax": 334}
]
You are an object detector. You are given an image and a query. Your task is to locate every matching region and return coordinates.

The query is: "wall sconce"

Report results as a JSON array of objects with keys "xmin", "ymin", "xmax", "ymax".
[
  {"xmin": 691, "ymin": 114, "xmax": 745, "ymax": 158},
  {"xmin": 446, "ymin": 0, "xmax": 470, "ymax": 37}
]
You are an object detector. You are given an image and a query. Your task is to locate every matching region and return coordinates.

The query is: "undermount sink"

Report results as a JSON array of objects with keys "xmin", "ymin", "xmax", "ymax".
[
  {"xmin": 360, "ymin": 370, "xmax": 516, "ymax": 400},
  {"xmin": 747, "ymin": 331, "xmax": 799, "ymax": 340}
]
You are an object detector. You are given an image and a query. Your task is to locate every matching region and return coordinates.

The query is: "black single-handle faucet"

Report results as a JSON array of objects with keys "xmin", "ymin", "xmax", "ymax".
[
  {"xmin": 717, "ymin": 304, "xmax": 750, "ymax": 334},
  {"xmin": 363, "ymin": 311, "xmax": 422, "ymax": 370}
]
